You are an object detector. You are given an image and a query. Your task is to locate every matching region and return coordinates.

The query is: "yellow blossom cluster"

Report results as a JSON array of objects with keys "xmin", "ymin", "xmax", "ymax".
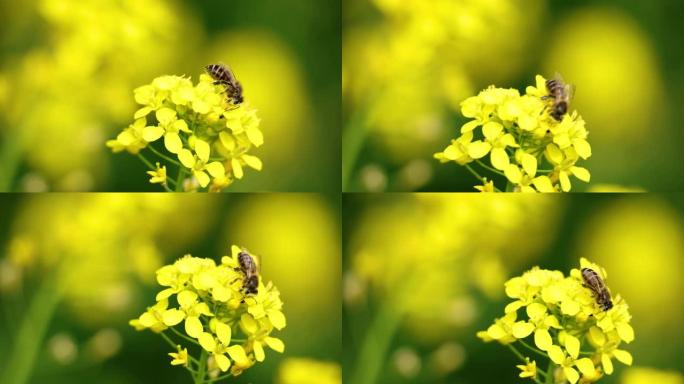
[
  {"xmin": 107, "ymin": 74, "xmax": 263, "ymax": 191},
  {"xmin": 435, "ymin": 75, "xmax": 592, "ymax": 192},
  {"xmin": 478, "ymin": 258, "xmax": 633, "ymax": 383},
  {"xmin": 130, "ymin": 246, "xmax": 285, "ymax": 380}
]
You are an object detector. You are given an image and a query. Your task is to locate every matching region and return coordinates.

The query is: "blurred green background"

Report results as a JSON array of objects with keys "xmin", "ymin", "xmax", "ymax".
[
  {"xmin": 0, "ymin": 0, "xmax": 340, "ymax": 192},
  {"xmin": 343, "ymin": 193, "xmax": 684, "ymax": 383},
  {"xmin": 0, "ymin": 193, "xmax": 341, "ymax": 383},
  {"xmin": 342, "ymin": 0, "xmax": 684, "ymax": 192}
]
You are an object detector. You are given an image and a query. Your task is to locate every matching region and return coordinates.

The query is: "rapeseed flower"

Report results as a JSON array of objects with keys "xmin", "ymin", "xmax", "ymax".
[
  {"xmin": 130, "ymin": 246, "xmax": 285, "ymax": 381},
  {"xmin": 108, "ymin": 72, "xmax": 264, "ymax": 192},
  {"xmin": 435, "ymin": 75, "xmax": 591, "ymax": 192},
  {"xmin": 478, "ymin": 258, "xmax": 633, "ymax": 383}
]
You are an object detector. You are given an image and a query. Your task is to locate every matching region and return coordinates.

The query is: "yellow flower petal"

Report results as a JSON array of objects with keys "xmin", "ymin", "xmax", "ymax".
[
  {"xmin": 575, "ymin": 358, "xmax": 595, "ymax": 376},
  {"xmin": 616, "ymin": 323, "xmax": 635, "ymax": 343},
  {"xmin": 461, "ymin": 120, "xmax": 480, "ymax": 133},
  {"xmin": 601, "ymin": 353, "xmax": 614, "ymax": 374},
  {"xmin": 534, "ymin": 329, "xmax": 552, "ymax": 351},
  {"xmin": 226, "ymin": 345, "xmax": 250, "ymax": 367},
  {"xmin": 246, "ymin": 126, "xmax": 264, "ymax": 147},
  {"xmin": 612, "ymin": 349, "xmax": 633, "ymax": 366},
  {"xmin": 185, "ymin": 316, "xmax": 203, "ymax": 338},
  {"xmin": 177, "ymin": 290, "xmax": 198, "ymax": 307},
  {"xmin": 215, "ymin": 353, "xmax": 231, "ymax": 372},
  {"xmin": 253, "ymin": 340, "xmax": 265, "ymax": 362},
  {"xmin": 548, "ymin": 345, "xmax": 565, "ymax": 364},
  {"xmin": 267, "ymin": 309, "xmax": 287, "ymax": 330},
  {"xmin": 482, "ymin": 121, "xmax": 503, "ymax": 139},
  {"xmin": 570, "ymin": 166, "xmax": 591, "ymax": 182},
  {"xmin": 143, "ymin": 126, "xmax": 164, "ymax": 142},
  {"xmin": 178, "ymin": 149, "xmax": 195, "ymax": 168},
  {"xmin": 164, "ymin": 132, "xmax": 183, "ymax": 154},
  {"xmin": 264, "ymin": 337, "xmax": 285, "ymax": 353},
  {"xmin": 156, "ymin": 107, "xmax": 176, "ymax": 124},
  {"xmin": 198, "ymin": 332, "xmax": 216, "ymax": 352},
  {"xmin": 215, "ymin": 321, "xmax": 232, "ymax": 346},
  {"xmin": 162, "ymin": 309, "xmax": 185, "ymax": 326},
  {"xmin": 504, "ymin": 164, "xmax": 522, "ymax": 184},
  {"xmin": 521, "ymin": 153, "xmax": 537, "ymax": 176},
  {"xmin": 194, "ymin": 170, "xmax": 210, "ymax": 188},
  {"xmin": 588, "ymin": 326, "xmax": 606, "ymax": 347},
  {"xmin": 467, "ymin": 141, "xmax": 491, "ymax": 159},
  {"xmin": 564, "ymin": 366, "xmax": 580, "ymax": 384},
  {"xmin": 194, "ymin": 139, "xmax": 210, "ymax": 163},
  {"xmin": 564, "ymin": 334, "xmax": 580, "ymax": 359},
  {"xmin": 572, "ymin": 138, "xmax": 592, "ymax": 159},
  {"xmin": 560, "ymin": 300, "xmax": 580, "ymax": 316},
  {"xmin": 232, "ymin": 159, "xmax": 244, "ymax": 179},
  {"xmin": 526, "ymin": 303, "xmax": 547, "ymax": 319},
  {"xmin": 205, "ymin": 161, "xmax": 225, "ymax": 178},
  {"xmin": 487, "ymin": 323, "xmax": 507, "ymax": 340},
  {"xmin": 242, "ymin": 155, "xmax": 263, "ymax": 170},
  {"xmin": 491, "ymin": 148, "xmax": 509, "ymax": 170},
  {"xmin": 512, "ymin": 321, "xmax": 535, "ymax": 338}
]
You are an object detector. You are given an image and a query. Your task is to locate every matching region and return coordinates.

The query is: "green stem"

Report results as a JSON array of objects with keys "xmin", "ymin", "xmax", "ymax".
[
  {"xmin": 147, "ymin": 145, "xmax": 183, "ymax": 167},
  {"xmin": 0, "ymin": 275, "xmax": 61, "ymax": 384},
  {"xmin": 342, "ymin": 110, "xmax": 368, "ymax": 191},
  {"xmin": 464, "ymin": 164, "xmax": 503, "ymax": 192},
  {"xmin": 175, "ymin": 167, "xmax": 186, "ymax": 192},
  {"xmin": 170, "ymin": 326, "xmax": 202, "ymax": 347},
  {"xmin": 0, "ymin": 127, "xmax": 29, "ymax": 191},
  {"xmin": 475, "ymin": 159, "xmax": 506, "ymax": 176},
  {"xmin": 506, "ymin": 344, "xmax": 546, "ymax": 384},
  {"xmin": 194, "ymin": 349, "xmax": 208, "ymax": 384},
  {"xmin": 207, "ymin": 372, "xmax": 234, "ymax": 383},
  {"xmin": 545, "ymin": 361, "xmax": 554, "ymax": 384},
  {"xmin": 518, "ymin": 339, "xmax": 549, "ymax": 359},
  {"xmin": 350, "ymin": 273, "xmax": 420, "ymax": 384}
]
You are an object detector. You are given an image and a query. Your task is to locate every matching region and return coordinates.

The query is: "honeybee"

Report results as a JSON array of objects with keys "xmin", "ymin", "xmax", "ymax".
[
  {"xmin": 543, "ymin": 74, "xmax": 574, "ymax": 121},
  {"xmin": 581, "ymin": 267, "xmax": 613, "ymax": 311},
  {"xmin": 205, "ymin": 63, "xmax": 244, "ymax": 105},
  {"xmin": 237, "ymin": 249, "xmax": 259, "ymax": 295}
]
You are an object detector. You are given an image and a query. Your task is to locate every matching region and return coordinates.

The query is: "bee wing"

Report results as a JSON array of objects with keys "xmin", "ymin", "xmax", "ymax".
[{"xmin": 566, "ymin": 83, "xmax": 576, "ymax": 101}]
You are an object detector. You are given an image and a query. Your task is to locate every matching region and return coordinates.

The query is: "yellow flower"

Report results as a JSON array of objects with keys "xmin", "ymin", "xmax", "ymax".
[
  {"xmin": 178, "ymin": 138, "xmax": 226, "ymax": 188},
  {"xmin": 436, "ymin": 74, "xmax": 591, "ymax": 192},
  {"xmin": 108, "ymin": 71, "xmax": 264, "ymax": 191},
  {"xmin": 516, "ymin": 358, "xmax": 537, "ymax": 379},
  {"xmin": 131, "ymin": 246, "xmax": 286, "ymax": 377},
  {"xmin": 141, "ymin": 107, "xmax": 190, "ymax": 154},
  {"xmin": 168, "ymin": 346, "xmax": 188, "ymax": 367},
  {"xmin": 147, "ymin": 163, "xmax": 167, "ymax": 185},
  {"xmin": 545, "ymin": 144, "xmax": 591, "ymax": 192},
  {"xmin": 434, "ymin": 131, "xmax": 489, "ymax": 166},
  {"xmin": 479, "ymin": 258, "xmax": 634, "ymax": 382},
  {"xmin": 474, "ymin": 179, "xmax": 495, "ymax": 192}
]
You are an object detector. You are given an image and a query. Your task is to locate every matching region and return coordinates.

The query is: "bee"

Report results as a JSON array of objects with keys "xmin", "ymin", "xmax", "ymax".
[
  {"xmin": 581, "ymin": 267, "xmax": 613, "ymax": 311},
  {"xmin": 237, "ymin": 249, "xmax": 259, "ymax": 295},
  {"xmin": 543, "ymin": 74, "xmax": 574, "ymax": 121},
  {"xmin": 205, "ymin": 63, "xmax": 244, "ymax": 105}
]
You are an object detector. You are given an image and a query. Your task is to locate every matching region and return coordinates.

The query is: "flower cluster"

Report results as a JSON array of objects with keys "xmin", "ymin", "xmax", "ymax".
[
  {"xmin": 478, "ymin": 258, "xmax": 634, "ymax": 383},
  {"xmin": 107, "ymin": 73, "xmax": 263, "ymax": 191},
  {"xmin": 130, "ymin": 246, "xmax": 286, "ymax": 381},
  {"xmin": 435, "ymin": 75, "xmax": 591, "ymax": 192}
]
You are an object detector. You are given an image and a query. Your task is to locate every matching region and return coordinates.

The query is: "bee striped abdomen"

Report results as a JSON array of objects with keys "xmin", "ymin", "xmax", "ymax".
[
  {"xmin": 581, "ymin": 267, "xmax": 613, "ymax": 311},
  {"xmin": 205, "ymin": 63, "xmax": 244, "ymax": 105}
]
